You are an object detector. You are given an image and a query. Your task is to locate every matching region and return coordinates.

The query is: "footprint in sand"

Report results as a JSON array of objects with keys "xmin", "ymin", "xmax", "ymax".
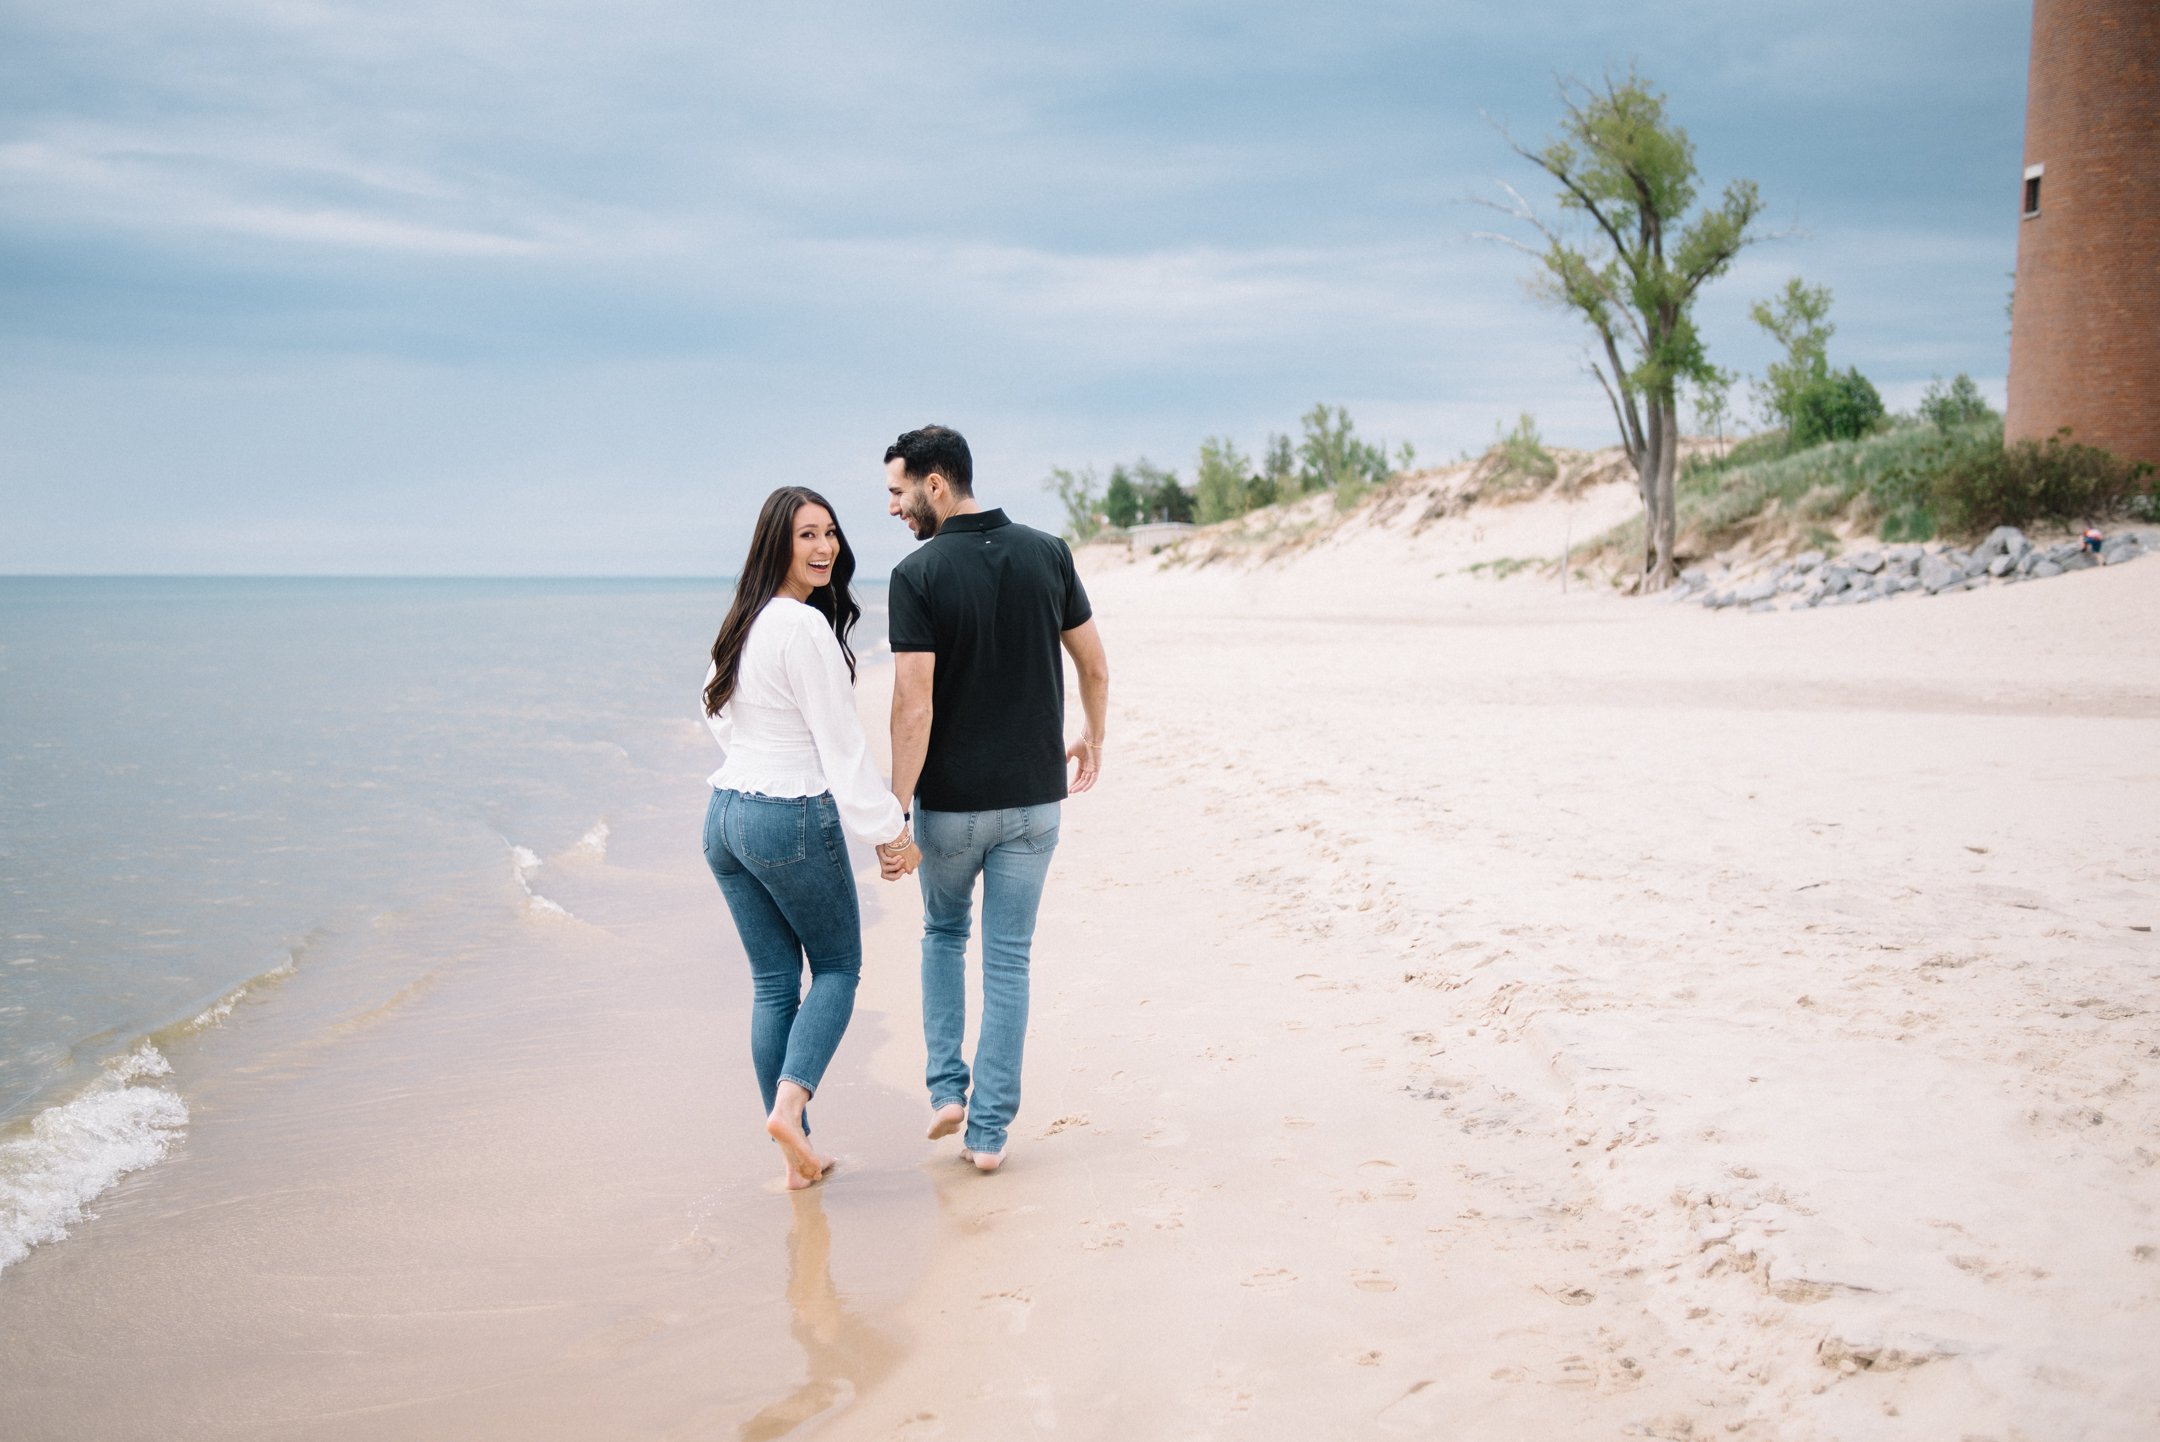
[
  {"xmin": 1242, "ymin": 1266, "xmax": 1298, "ymax": 1293},
  {"xmin": 1551, "ymin": 1354, "xmax": 1598, "ymax": 1389},
  {"xmin": 1352, "ymin": 1159, "xmax": 1417, "ymax": 1202},
  {"xmin": 1136, "ymin": 1197, "xmax": 1188, "ymax": 1231},
  {"xmin": 1142, "ymin": 1119, "xmax": 1189, "ymax": 1148},
  {"xmin": 1282, "ymin": 1116, "xmax": 1316, "ymax": 1131},
  {"xmin": 1538, "ymin": 1284, "xmax": 1597, "ymax": 1306},
  {"xmin": 1039, "ymin": 1113, "xmax": 1090, "ymax": 1137},
  {"xmin": 1081, "ymin": 1219, "xmax": 1129, "ymax": 1251},
  {"xmin": 1351, "ymin": 1271, "xmax": 1398, "ymax": 1293},
  {"xmin": 890, "ymin": 1413, "xmax": 945, "ymax": 1438},
  {"xmin": 980, "ymin": 1289, "xmax": 1033, "ymax": 1335}
]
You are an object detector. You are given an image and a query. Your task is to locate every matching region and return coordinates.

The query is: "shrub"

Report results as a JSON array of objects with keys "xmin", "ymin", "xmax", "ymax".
[
  {"xmin": 1296, "ymin": 403, "xmax": 1391, "ymax": 510},
  {"xmin": 1491, "ymin": 412, "xmax": 1557, "ymax": 486},
  {"xmin": 1102, "ymin": 468, "xmax": 1141, "ymax": 528},
  {"xmin": 1790, "ymin": 366, "xmax": 1885, "ymax": 448},
  {"xmin": 1931, "ymin": 430, "xmax": 2156, "ymax": 535}
]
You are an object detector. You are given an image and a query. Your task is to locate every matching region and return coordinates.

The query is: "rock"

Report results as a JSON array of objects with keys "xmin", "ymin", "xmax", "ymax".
[
  {"xmin": 1988, "ymin": 553, "xmax": 2017, "ymax": 577},
  {"xmin": 1821, "ymin": 566, "xmax": 1853, "ymax": 594},
  {"xmin": 1976, "ymin": 525, "xmax": 2028, "ymax": 563},
  {"xmin": 2032, "ymin": 560, "xmax": 2064, "ymax": 579},
  {"xmin": 1777, "ymin": 571, "xmax": 1806, "ymax": 593},
  {"xmin": 1850, "ymin": 550, "xmax": 1885, "ymax": 574},
  {"xmin": 1887, "ymin": 544, "xmax": 1924, "ymax": 568},
  {"xmin": 1680, "ymin": 566, "xmax": 1708, "ymax": 587},
  {"xmin": 1964, "ymin": 575, "xmax": 1989, "ymax": 590},
  {"xmin": 2102, "ymin": 536, "xmax": 2144, "ymax": 564},
  {"xmin": 1736, "ymin": 579, "xmax": 1778, "ymax": 605},
  {"xmin": 1749, "ymin": 599, "xmax": 1776, "ymax": 614},
  {"xmin": 1918, "ymin": 554, "xmax": 1965, "ymax": 593},
  {"xmin": 2061, "ymin": 550, "xmax": 2098, "ymax": 572},
  {"xmin": 1794, "ymin": 550, "xmax": 1826, "ymax": 573}
]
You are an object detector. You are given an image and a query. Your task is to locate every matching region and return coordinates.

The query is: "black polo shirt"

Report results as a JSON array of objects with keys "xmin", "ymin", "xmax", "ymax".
[{"xmin": 887, "ymin": 508, "xmax": 1093, "ymax": 813}]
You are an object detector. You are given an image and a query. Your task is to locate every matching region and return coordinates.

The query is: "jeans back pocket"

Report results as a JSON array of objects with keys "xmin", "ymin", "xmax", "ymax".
[{"xmin": 734, "ymin": 795, "xmax": 807, "ymax": 866}]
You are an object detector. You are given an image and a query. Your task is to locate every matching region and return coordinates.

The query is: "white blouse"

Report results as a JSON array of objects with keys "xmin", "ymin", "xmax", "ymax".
[{"xmin": 703, "ymin": 598, "xmax": 906, "ymax": 847}]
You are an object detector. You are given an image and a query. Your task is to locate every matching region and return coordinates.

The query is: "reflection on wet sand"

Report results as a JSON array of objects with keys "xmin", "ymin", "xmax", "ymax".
[{"xmin": 740, "ymin": 1187, "xmax": 902, "ymax": 1440}]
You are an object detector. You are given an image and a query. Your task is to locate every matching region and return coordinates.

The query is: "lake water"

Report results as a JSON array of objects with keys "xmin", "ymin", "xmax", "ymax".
[{"xmin": 0, "ymin": 575, "xmax": 888, "ymax": 1273}]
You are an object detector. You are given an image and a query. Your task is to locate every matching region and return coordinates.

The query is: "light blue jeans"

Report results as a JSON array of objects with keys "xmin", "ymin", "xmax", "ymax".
[{"xmin": 915, "ymin": 802, "xmax": 1060, "ymax": 1155}]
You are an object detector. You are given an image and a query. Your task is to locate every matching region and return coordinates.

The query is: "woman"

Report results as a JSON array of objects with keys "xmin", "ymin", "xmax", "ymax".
[{"xmin": 702, "ymin": 486, "xmax": 919, "ymax": 1189}]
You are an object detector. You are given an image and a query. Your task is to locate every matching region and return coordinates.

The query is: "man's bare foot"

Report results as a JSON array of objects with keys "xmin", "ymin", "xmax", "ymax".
[
  {"xmin": 958, "ymin": 1146, "xmax": 1006, "ymax": 1173},
  {"xmin": 927, "ymin": 1103, "xmax": 965, "ymax": 1141}
]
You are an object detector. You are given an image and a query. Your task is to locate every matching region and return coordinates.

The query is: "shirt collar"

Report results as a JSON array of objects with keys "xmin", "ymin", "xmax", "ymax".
[{"xmin": 936, "ymin": 508, "xmax": 1009, "ymax": 535}]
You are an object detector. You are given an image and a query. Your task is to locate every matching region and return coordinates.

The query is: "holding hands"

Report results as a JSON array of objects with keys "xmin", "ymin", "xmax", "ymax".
[{"xmin": 877, "ymin": 826, "xmax": 920, "ymax": 881}]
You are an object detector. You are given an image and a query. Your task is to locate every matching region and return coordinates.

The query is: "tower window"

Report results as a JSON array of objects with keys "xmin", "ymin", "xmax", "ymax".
[{"xmin": 2023, "ymin": 163, "xmax": 2044, "ymax": 218}]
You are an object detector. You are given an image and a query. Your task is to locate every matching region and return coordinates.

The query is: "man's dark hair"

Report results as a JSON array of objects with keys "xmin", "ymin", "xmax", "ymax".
[{"xmin": 885, "ymin": 425, "xmax": 973, "ymax": 497}]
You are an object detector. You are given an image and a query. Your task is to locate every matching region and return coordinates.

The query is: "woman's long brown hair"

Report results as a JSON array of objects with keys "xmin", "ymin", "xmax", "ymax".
[{"xmin": 704, "ymin": 487, "xmax": 861, "ymax": 716}]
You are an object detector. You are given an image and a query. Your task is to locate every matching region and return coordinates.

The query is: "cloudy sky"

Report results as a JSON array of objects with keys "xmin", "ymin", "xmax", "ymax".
[{"xmin": 1, "ymin": 1, "xmax": 2031, "ymax": 577}]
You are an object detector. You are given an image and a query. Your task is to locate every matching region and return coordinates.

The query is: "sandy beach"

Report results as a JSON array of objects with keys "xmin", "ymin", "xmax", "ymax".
[
  {"xmin": 826, "ymin": 485, "xmax": 2160, "ymax": 1440},
  {"xmin": 4, "ymin": 480, "xmax": 2157, "ymax": 1440}
]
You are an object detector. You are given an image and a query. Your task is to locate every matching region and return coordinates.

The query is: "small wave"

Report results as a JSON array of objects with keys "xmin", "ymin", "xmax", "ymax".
[
  {"xmin": 0, "ymin": 1043, "xmax": 189, "ymax": 1274},
  {"xmin": 181, "ymin": 952, "xmax": 299, "ymax": 1033},
  {"xmin": 574, "ymin": 821, "xmax": 610, "ymax": 860},
  {"xmin": 508, "ymin": 843, "xmax": 574, "ymax": 920}
]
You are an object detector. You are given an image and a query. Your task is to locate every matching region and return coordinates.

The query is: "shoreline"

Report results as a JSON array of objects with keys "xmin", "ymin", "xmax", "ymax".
[{"xmin": 3, "ymin": 554, "xmax": 2156, "ymax": 1438}]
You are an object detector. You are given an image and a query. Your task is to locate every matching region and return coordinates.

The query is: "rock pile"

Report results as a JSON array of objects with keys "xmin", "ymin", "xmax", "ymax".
[{"xmin": 1671, "ymin": 526, "xmax": 2152, "ymax": 613}]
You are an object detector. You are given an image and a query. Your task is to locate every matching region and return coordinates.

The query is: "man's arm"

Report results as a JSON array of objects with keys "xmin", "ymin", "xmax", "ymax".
[
  {"xmin": 890, "ymin": 650, "xmax": 935, "ymax": 816},
  {"xmin": 1060, "ymin": 619, "xmax": 1109, "ymax": 793}
]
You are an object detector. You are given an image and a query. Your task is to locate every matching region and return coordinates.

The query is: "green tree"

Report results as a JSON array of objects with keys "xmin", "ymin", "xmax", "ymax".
[
  {"xmin": 1296, "ymin": 403, "xmax": 1389, "ymax": 509},
  {"xmin": 1043, "ymin": 465, "xmax": 1103, "ymax": 542},
  {"xmin": 1102, "ymin": 466, "xmax": 1142, "ymax": 529},
  {"xmin": 1790, "ymin": 367, "xmax": 1884, "ymax": 447},
  {"xmin": 1194, "ymin": 437, "xmax": 1253, "ymax": 524},
  {"xmin": 1687, "ymin": 364, "xmax": 1736, "ymax": 445},
  {"xmin": 1246, "ymin": 433, "xmax": 1295, "ymax": 509},
  {"xmin": 1916, "ymin": 373, "xmax": 1995, "ymax": 431},
  {"xmin": 1749, "ymin": 277, "xmax": 1834, "ymax": 436},
  {"xmin": 1131, "ymin": 460, "xmax": 1195, "ymax": 524},
  {"xmin": 1501, "ymin": 69, "xmax": 1765, "ymax": 590}
]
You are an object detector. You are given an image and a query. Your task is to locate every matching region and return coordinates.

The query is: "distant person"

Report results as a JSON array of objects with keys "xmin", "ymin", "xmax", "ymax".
[
  {"xmin": 701, "ymin": 486, "xmax": 921, "ymax": 1190},
  {"xmin": 881, "ymin": 425, "xmax": 1111, "ymax": 1172}
]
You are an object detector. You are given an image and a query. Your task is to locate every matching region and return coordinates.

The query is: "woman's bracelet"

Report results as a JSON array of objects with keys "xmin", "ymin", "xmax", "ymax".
[{"xmin": 877, "ymin": 828, "xmax": 913, "ymax": 856}]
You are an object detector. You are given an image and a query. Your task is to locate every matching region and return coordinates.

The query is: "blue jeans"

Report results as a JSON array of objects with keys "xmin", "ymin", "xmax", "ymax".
[
  {"xmin": 916, "ymin": 802, "xmax": 1060, "ymax": 1154},
  {"xmin": 703, "ymin": 789, "xmax": 862, "ymax": 1133}
]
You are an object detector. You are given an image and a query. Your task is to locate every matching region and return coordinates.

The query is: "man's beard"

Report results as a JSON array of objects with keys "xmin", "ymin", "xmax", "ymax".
[{"xmin": 904, "ymin": 494, "xmax": 940, "ymax": 541}]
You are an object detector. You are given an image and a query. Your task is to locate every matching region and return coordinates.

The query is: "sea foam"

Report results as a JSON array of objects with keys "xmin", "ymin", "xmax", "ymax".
[
  {"xmin": 509, "ymin": 844, "xmax": 572, "ymax": 919},
  {"xmin": 0, "ymin": 1043, "xmax": 189, "ymax": 1273}
]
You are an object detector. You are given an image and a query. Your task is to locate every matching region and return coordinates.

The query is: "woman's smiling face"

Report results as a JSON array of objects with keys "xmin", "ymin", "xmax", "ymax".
[{"xmin": 782, "ymin": 502, "xmax": 839, "ymax": 599}]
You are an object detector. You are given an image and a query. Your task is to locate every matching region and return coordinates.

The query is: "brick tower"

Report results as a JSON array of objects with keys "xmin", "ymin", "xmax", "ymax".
[{"xmin": 2006, "ymin": 0, "xmax": 2160, "ymax": 464}]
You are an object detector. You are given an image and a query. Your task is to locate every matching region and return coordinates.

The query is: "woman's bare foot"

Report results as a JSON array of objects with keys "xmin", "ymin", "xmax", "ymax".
[
  {"xmin": 927, "ymin": 1103, "xmax": 965, "ymax": 1140},
  {"xmin": 766, "ymin": 1081, "xmax": 829, "ymax": 1188},
  {"xmin": 958, "ymin": 1146, "xmax": 1006, "ymax": 1173}
]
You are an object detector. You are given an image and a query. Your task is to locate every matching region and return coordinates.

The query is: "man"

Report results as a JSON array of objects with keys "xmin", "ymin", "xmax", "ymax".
[{"xmin": 881, "ymin": 424, "xmax": 1110, "ymax": 1173}]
